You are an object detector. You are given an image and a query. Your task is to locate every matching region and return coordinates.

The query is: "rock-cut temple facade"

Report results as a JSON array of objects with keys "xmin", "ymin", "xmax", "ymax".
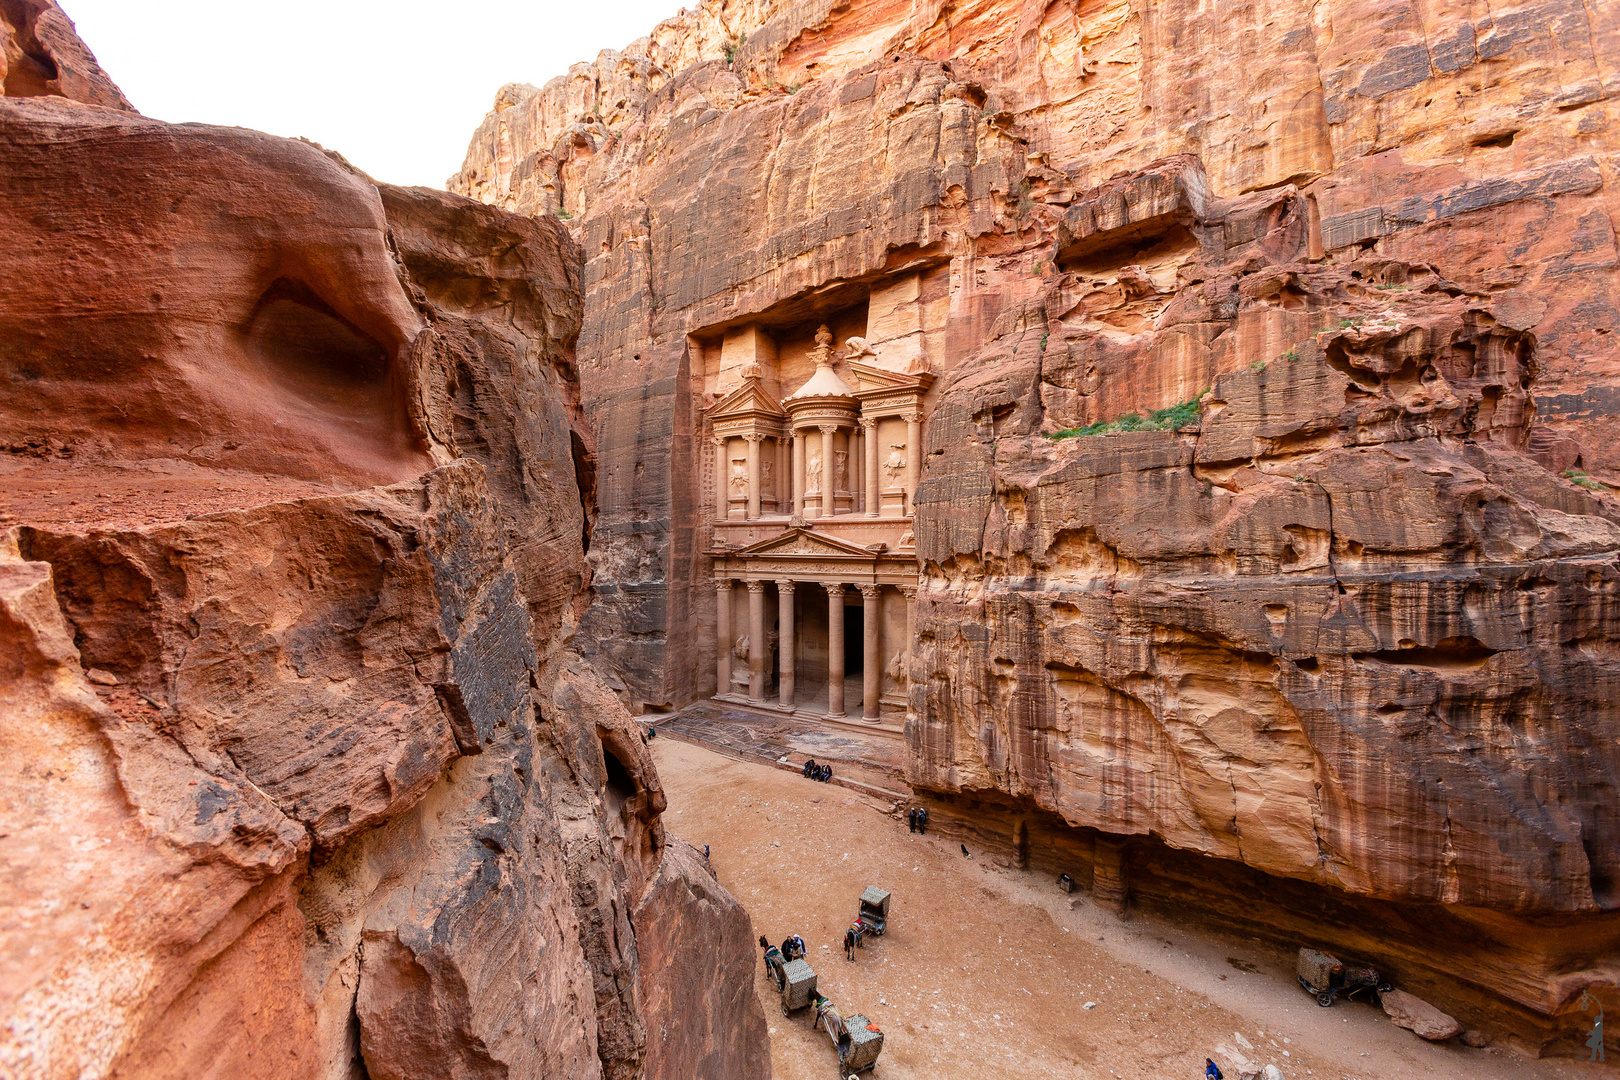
[{"xmin": 704, "ymin": 283, "xmax": 938, "ymax": 725}]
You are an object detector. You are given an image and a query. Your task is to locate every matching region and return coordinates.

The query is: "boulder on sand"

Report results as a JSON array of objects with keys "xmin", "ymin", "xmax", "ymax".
[{"xmin": 1382, "ymin": 989, "xmax": 1462, "ymax": 1040}]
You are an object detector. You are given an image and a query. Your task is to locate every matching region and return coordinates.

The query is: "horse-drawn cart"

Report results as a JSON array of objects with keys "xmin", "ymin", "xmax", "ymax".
[
  {"xmin": 760, "ymin": 936, "xmax": 818, "ymax": 1015},
  {"xmin": 1296, "ymin": 947, "xmax": 1391, "ymax": 1007},
  {"xmin": 812, "ymin": 994, "xmax": 883, "ymax": 1076},
  {"xmin": 857, "ymin": 886, "xmax": 889, "ymax": 937}
]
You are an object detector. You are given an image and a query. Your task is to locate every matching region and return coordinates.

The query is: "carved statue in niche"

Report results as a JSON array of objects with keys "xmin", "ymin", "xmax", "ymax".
[
  {"xmin": 761, "ymin": 457, "xmax": 773, "ymax": 496},
  {"xmin": 883, "ymin": 443, "xmax": 907, "ymax": 487},
  {"xmin": 833, "ymin": 449, "xmax": 848, "ymax": 492},
  {"xmin": 729, "ymin": 457, "xmax": 748, "ymax": 496},
  {"xmin": 807, "ymin": 445, "xmax": 823, "ymax": 493},
  {"xmin": 886, "ymin": 649, "xmax": 907, "ymax": 685},
  {"xmin": 731, "ymin": 635, "xmax": 750, "ymax": 687}
]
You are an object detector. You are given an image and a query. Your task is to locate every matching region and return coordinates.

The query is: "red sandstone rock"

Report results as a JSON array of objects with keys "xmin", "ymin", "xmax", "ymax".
[
  {"xmin": 0, "ymin": 0, "xmax": 131, "ymax": 110},
  {"xmin": 634, "ymin": 838, "xmax": 773, "ymax": 1080},
  {"xmin": 0, "ymin": 16, "xmax": 765, "ymax": 1079},
  {"xmin": 451, "ymin": 0, "xmax": 1620, "ymax": 1056},
  {"xmin": 1382, "ymin": 988, "xmax": 1463, "ymax": 1041}
]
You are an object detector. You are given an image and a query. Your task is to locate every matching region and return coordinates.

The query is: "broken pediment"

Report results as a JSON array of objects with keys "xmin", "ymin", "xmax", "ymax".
[
  {"xmin": 709, "ymin": 378, "xmax": 786, "ymax": 422},
  {"xmin": 849, "ymin": 361, "xmax": 935, "ymax": 392}
]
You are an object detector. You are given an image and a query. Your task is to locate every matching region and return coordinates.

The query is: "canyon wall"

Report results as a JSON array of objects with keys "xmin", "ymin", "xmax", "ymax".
[
  {"xmin": 453, "ymin": 0, "xmax": 1620, "ymax": 1054},
  {"xmin": 0, "ymin": 6, "xmax": 767, "ymax": 1078}
]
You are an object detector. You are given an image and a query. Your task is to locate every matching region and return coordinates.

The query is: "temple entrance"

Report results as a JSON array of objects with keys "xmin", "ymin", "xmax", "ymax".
[
  {"xmin": 844, "ymin": 601, "xmax": 863, "ymax": 676},
  {"xmin": 709, "ymin": 536, "xmax": 916, "ymax": 724}
]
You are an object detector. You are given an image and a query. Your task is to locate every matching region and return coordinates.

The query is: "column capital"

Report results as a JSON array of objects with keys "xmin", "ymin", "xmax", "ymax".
[
  {"xmin": 822, "ymin": 581, "xmax": 846, "ymax": 597},
  {"xmin": 742, "ymin": 431, "xmax": 766, "ymax": 443},
  {"xmin": 818, "ymin": 423, "xmax": 840, "ymax": 435},
  {"xmin": 897, "ymin": 584, "xmax": 918, "ymax": 598},
  {"xmin": 714, "ymin": 577, "xmax": 733, "ymax": 592},
  {"xmin": 711, "ymin": 434, "xmax": 728, "ymax": 446},
  {"xmin": 904, "ymin": 412, "xmax": 925, "ymax": 425},
  {"xmin": 860, "ymin": 417, "xmax": 878, "ymax": 431},
  {"xmin": 744, "ymin": 579, "xmax": 767, "ymax": 593},
  {"xmin": 775, "ymin": 578, "xmax": 796, "ymax": 594},
  {"xmin": 858, "ymin": 583, "xmax": 882, "ymax": 601}
]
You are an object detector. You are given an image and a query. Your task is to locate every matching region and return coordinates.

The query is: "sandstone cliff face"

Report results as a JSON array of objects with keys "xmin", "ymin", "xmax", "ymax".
[
  {"xmin": 0, "ymin": 13, "xmax": 767, "ymax": 1078},
  {"xmin": 453, "ymin": 0, "xmax": 1619, "ymax": 1053}
]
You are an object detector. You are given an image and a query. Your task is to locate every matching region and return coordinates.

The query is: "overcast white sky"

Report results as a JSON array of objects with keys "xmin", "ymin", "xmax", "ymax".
[{"xmin": 62, "ymin": 1, "xmax": 685, "ymax": 188}]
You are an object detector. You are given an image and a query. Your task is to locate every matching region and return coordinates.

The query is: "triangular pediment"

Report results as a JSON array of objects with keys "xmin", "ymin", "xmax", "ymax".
[
  {"xmin": 850, "ymin": 361, "xmax": 935, "ymax": 392},
  {"xmin": 731, "ymin": 528, "xmax": 877, "ymax": 559},
  {"xmin": 711, "ymin": 378, "xmax": 785, "ymax": 419}
]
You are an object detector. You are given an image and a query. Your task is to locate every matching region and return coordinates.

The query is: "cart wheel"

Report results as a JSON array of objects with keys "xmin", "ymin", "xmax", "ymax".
[
  {"xmin": 1316, "ymin": 992, "xmax": 1334, "ymax": 1008},
  {"xmin": 1377, "ymin": 982, "xmax": 1393, "ymax": 995}
]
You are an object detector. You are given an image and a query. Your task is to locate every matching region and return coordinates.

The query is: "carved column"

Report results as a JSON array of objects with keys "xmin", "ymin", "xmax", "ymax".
[
  {"xmin": 715, "ymin": 578, "xmax": 732, "ymax": 695},
  {"xmin": 825, "ymin": 582, "xmax": 846, "ymax": 717},
  {"xmin": 776, "ymin": 579, "xmax": 796, "ymax": 710},
  {"xmin": 793, "ymin": 429, "xmax": 806, "ymax": 517},
  {"xmin": 820, "ymin": 425, "xmax": 838, "ymax": 519},
  {"xmin": 851, "ymin": 426, "xmax": 862, "ymax": 510},
  {"xmin": 776, "ymin": 436, "xmax": 789, "ymax": 514},
  {"xmin": 744, "ymin": 433, "xmax": 762, "ymax": 520},
  {"xmin": 860, "ymin": 584, "xmax": 881, "ymax": 721},
  {"xmin": 863, "ymin": 419, "xmax": 880, "ymax": 517},
  {"xmin": 746, "ymin": 580, "xmax": 766, "ymax": 700},
  {"xmin": 904, "ymin": 412, "xmax": 923, "ymax": 516},
  {"xmin": 712, "ymin": 435, "xmax": 727, "ymax": 521}
]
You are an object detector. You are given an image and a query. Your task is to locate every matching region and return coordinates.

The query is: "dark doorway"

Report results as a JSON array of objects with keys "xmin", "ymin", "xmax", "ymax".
[{"xmin": 845, "ymin": 602, "xmax": 863, "ymax": 674}]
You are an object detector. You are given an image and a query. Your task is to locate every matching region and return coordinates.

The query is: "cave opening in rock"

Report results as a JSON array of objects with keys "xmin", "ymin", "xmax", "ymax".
[{"xmin": 602, "ymin": 745, "xmax": 638, "ymax": 814}]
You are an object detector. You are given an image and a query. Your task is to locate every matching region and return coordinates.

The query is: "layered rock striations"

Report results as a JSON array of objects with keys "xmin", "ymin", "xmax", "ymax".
[
  {"xmin": 0, "ymin": 10, "xmax": 767, "ymax": 1079},
  {"xmin": 453, "ymin": 0, "xmax": 1620, "ymax": 1055}
]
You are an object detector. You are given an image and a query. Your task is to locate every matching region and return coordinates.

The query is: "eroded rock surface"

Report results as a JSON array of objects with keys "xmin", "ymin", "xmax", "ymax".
[
  {"xmin": 0, "ymin": 13, "xmax": 766, "ymax": 1078},
  {"xmin": 452, "ymin": 0, "xmax": 1620, "ymax": 1056},
  {"xmin": 1382, "ymin": 988, "xmax": 1464, "ymax": 1041}
]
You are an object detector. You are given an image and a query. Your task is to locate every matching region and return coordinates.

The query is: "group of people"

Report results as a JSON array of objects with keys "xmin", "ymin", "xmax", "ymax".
[
  {"xmin": 906, "ymin": 806, "xmax": 929, "ymax": 834},
  {"xmin": 801, "ymin": 757, "xmax": 833, "ymax": 782}
]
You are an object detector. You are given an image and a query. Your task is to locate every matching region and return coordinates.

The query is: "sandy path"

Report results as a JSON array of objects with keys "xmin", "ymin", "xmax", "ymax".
[{"xmin": 652, "ymin": 738, "xmax": 1607, "ymax": 1080}]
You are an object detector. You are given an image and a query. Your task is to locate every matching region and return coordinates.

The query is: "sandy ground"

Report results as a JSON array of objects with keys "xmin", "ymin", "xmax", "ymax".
[{"xmin": 653, "ymin": 738, "xmax": 1612, "ymax": 1080}]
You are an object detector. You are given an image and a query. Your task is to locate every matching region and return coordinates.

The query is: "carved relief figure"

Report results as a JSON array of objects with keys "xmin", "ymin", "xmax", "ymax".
[
  {"xmin": 833, "ymin": 449, "xmax": 848, "ymax": 492},
  {"xmin": 761, "ymin": 457, "xmax": 774, "ymax": 497},
  {"xmin": 886, "ymin": 649, "xmax": 907, "ymax": 685},
  {"xmin": 731, "ymin": 635, "xmax": 750, "ymax": 687},
  {"xmin": 843, "ymin": 336, "xmax": 876, "ymax": 361},
  {"xmin": 883, "ymin": 443, "xmax": 907, "ymax": 487},
  {"xmin": 807, "ymin": 445, "xmax": 823, "ymax": 493},
  {"xmin": 729, "ymin": 457, "xmax": 747, "ymax": 496}
]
